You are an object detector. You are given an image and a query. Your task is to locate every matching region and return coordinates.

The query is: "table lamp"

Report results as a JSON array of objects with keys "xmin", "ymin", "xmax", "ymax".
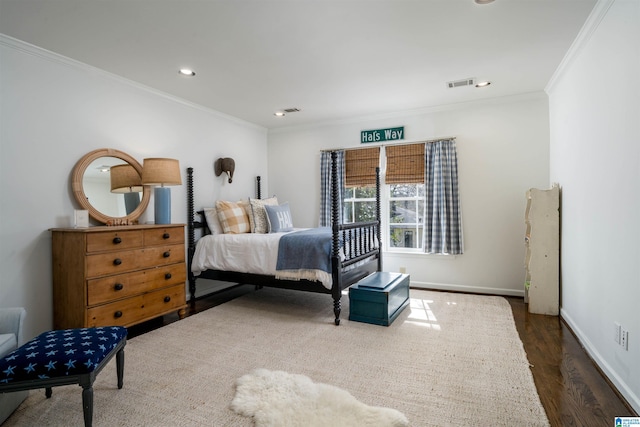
[{"xmin": 141, "ymin": 158, "xmax": 182, "ymax": 224}]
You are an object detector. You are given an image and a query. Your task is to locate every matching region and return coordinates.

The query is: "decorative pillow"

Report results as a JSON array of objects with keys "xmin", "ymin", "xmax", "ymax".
[
  {"xmin": 265, "ymin": 202, "xmax": 294, "ymax": 233},
  {"xmin": 216, "ymin": 200, "xmax": 251, "ymax": 234},
  {"xmin": 249, "ymin": 196, "xmax": 278, "ymax": 233},
  {"xmin": 203, "ymin": 207, "xmax": 224, "ymax": 234}
]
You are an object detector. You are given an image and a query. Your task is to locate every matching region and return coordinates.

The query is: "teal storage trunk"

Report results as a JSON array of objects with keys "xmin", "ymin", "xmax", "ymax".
[{"xmin": 349, "ymin": 272, "xmax": 410, "ymax": 326}]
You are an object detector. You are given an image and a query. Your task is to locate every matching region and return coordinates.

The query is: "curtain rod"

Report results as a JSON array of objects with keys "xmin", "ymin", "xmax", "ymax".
[{"xmin": 321, "ymin": 136, "xmax": 456, "ymax": 152}]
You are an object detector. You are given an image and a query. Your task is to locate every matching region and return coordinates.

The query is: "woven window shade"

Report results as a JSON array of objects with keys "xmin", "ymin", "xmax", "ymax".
[
  {"xmin": 385, "ymin": 143, "xmax": 425, "ymax": 184},
  {"xmin": 345, "ymin": 147, "xmax": 380, "ymax": 187}
]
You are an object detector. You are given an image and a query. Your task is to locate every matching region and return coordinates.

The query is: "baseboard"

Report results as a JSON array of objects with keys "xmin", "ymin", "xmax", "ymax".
[
  {"xmin": 410, "ymin": 281, "xmax": 525, "ymax": 297},
  {"xmin": 561, "ymin": 308, "xmax": 640, "ymax": 414}
]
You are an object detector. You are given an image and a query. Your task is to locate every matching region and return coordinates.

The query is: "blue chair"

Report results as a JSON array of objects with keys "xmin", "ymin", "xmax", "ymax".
[{"xmin": 0, "ymin": 307, "xmax": 28, "ymax": 424}]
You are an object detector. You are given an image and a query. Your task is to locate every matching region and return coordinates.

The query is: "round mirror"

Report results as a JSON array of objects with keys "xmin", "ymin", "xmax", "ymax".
[{"xmin": 72, "ymin": 148, "xmax": 151, "ymax": 224}]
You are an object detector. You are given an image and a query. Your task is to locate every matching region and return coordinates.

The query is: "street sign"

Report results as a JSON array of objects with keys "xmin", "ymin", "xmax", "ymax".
[{"xmin": 361, "ymin": 127, "xmax": 404, "ymax": 143}]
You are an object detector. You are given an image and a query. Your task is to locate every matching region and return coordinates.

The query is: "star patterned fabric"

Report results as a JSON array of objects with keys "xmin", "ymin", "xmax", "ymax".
[{"xmin": 0, "ymin": 326, "xmax": 127, "ymax": 384}]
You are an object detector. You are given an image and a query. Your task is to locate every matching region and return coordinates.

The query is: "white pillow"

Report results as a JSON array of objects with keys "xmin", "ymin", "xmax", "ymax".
[{"xmin": 203, "ymin": 207, "xmax": 223, "ymax": 234}]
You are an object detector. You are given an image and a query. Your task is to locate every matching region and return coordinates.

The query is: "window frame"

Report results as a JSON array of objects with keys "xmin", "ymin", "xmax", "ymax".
[
  {"xmin": 343, "ymin": 182, "xmax": 426, "ymax": 254},
  {"xmin": 387, "ymin": 182, "xmax": 425, "ymax": 253}
]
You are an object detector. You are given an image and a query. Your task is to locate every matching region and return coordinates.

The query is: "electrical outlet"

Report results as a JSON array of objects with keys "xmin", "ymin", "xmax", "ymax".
[
  {"xmin": 614, "ymin": 322, "xmax": 621, "ymax": 344},
  {"xmin": 621, "ymin": 328, "xmax": 628, "ymax": 351},
  {"xmin": 399, "ymin": 267, "xmax": 406, "ymax": 274}
]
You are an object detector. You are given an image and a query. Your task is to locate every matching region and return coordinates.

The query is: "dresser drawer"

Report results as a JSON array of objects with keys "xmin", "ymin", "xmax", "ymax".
[
  {"xmin": 144, "ymin": 226, "xmax": 184, "ymax": 246},
  {"xmin": 86, "ymin": 283, "xmax": 186, "ymax": 327},
  {"xmin": 87, "ymin": 294, "xmax": 144, "ymax": 327},
  {"xmin": 142, "ymin": 283, "xmax": 187, "ymax": 317},
  {"xmin": 87, "ymin": 263, "xmax": 187, "ymax": 306},
  {"xmin": 86, "ymin": 230, "xmax": 143, "ymax": 253},
  {"xmin": 86, "ymin": 244, "xmax": 186, "ymax": 278}
]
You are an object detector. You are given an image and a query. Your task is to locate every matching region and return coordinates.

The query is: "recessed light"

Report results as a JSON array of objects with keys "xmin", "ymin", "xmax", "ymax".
[
  {"xmin": 474, "ymin": 0, "xmax": 495, "ymax": 4},
  {"xmin": 475, "ymin": 81, "xmax": 491, "ymax": 87},
  {"xmin": 178, "ymin": 68, "xmax": 196, "ymax": 77},
  {"xmin": 274, "ymin": 112, "xmax": 285, "ymax": 117}
]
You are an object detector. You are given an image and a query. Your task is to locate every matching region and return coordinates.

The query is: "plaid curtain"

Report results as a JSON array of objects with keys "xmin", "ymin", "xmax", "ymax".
[
  {"xmin": 319, "ymin": 150, "xmax": 345, "ymax": 227},
  {"xmin": 423, "ymin": 139, "xmax": 463, "ymax": 254}
]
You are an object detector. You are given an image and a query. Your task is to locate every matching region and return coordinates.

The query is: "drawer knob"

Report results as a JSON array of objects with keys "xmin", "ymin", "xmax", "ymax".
[
  {"xmin": 114, "ymin": 283, "xmax": 124, "ymax": 291},
  {"xmin": 163, "ymin": 233, "xmax": 170, "ymax": 239},
  {"xmin": 113, "ymin": 258, "xmax": 122, "ymax": 266},
  {"xmin": 165, "ymin": 273, "xmax": 172, "ymax": 280},
  {"xmin": 163, "ymin": 251, "xmax": 170, "ymax": 258},
  {"xmin": 113, "ymin": 237, "xmax": 122, "ymax": 244},
  {"xmin": 164, "ymin": 296, "xmax": 171, "ymax": 303},
  {"xmin": 114, "ymin": 311, "xmax": 123, "ymax": 318}
]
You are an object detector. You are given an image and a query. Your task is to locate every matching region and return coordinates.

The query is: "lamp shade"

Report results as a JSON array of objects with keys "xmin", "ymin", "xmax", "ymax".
[
  {"xmin": 141, "ymin": 158, "xmax": 182, "ymax": 186},
  {"xmin": 110, "ymin": 164, "xmax": 143, "ymax": 193}
]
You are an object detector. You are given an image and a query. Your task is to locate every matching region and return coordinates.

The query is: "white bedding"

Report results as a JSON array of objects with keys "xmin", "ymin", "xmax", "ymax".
[{"xmin": 190, "ymin": 229, "xmax": 333, "ymax": 289}]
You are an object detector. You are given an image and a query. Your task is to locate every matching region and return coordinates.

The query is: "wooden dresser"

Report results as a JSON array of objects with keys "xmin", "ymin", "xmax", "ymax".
[{"xmin": 51, "ymin": 224, "xmax": 188, "ymax": 329}]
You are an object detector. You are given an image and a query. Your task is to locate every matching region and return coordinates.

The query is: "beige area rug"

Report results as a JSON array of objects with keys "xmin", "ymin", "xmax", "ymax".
[{"xmin": 5, "ymin": 288, "xmax": 549, "ymax": 426}]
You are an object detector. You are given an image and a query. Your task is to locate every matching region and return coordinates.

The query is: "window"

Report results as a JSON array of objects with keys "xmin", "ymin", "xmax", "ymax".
[
  {"xmin": 385, "ymin": 143, "xmax": 426, "ymax": 251},
  {"xmin": 343, "ymin": 146, "xmax": 380, "ymax": 224},
  {"xmin": 343, "ymin": 186, "xmax": 377, "ymax": 224},
  {"xmin": 338, "ymin": 139, "xmax": 462, "ymax": 255},
  {"xmin": 343, "ymin": 183, "xmax": 425, "ymax": 251},
  {"xmin": 389, "ymin": 183, "xmax": 425, "ymax": 250}
]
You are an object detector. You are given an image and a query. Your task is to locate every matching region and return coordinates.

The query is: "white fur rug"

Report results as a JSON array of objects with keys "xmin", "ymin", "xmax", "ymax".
[{"xmin": 231, "ymin": 368, "xmax": 409, "ymax": 427}]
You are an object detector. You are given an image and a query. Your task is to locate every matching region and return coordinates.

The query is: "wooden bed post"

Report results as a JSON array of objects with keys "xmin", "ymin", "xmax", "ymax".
[
  {"xmin": 376, "ymin": 166, "xmax": 382, "ymax": 272},
  {"xmin": 256, "ymin": 176, "xmax": 261, "ymax": 199},
  {"xmin": 187, "ymin": 167, "xmax": 197, "ymax": 303},
  {"xmin": 330, "ymin": 151, "xmax": 342, "ymax": 325}
]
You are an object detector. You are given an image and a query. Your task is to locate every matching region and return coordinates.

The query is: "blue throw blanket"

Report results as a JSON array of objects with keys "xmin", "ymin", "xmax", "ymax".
[{"xmin": 276, "ymin": 227, "xmax": 332, "ymax": 273}]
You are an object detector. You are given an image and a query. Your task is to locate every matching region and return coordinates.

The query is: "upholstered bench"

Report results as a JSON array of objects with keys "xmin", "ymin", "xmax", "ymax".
[{"xmin": 0, "ymin": 326, "xmax": 126, "ymax": 427}]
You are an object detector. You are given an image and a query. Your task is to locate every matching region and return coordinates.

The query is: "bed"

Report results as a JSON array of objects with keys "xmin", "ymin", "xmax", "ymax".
[{"xmin": 186, "ymin": 151, "xmax": 382, "ymax": 325}]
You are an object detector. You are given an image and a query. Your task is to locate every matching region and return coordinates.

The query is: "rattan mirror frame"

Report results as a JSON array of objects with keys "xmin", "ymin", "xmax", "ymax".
[{"xmin": 72, "ymin": 148, "xmax": 151, "ymax": 224}]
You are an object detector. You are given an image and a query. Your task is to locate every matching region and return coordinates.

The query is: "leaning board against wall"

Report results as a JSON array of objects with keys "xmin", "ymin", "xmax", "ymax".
[{"xmin": 524, "ymin": 184, "xmax": 560, "ymax": 315}]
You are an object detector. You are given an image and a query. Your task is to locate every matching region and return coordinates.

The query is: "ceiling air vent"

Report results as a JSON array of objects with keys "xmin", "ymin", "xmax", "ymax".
[
  {"xmin": 447, "ymin": 78, "xmax": 476, "ymax": 89},
  {"xmin": 283, "ymin": 108, "xmax": 301, "ymax": 113}
]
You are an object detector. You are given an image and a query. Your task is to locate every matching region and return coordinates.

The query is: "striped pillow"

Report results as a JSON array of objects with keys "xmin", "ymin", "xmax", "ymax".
[{"xmin": 216, "ymin": 200, "xmax": 251, "ymax": 234}]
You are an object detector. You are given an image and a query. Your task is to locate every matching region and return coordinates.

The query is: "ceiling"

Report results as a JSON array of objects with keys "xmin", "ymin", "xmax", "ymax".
[{"xmin": 0, "ymin": 0, "xmax": 597, "ymax": 130}]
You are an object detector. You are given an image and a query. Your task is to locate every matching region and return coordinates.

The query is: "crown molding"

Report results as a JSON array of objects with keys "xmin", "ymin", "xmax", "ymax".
[{"xmin": 545, "ymin": 0, "xmax": 615, "ymax": 94}]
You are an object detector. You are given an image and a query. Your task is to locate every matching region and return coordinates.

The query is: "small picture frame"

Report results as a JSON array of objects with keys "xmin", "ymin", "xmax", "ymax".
[{"xmin": 74, "ymin": 210, "xmax": 89, "ymax": 228}]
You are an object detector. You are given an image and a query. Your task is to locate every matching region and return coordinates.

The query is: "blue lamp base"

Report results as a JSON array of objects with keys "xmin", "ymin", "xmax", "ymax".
[
  {"xmin": 124, "ymin": 192, "xmax": 141, "ymax": 215},
  {"xmin": 154, "ymin": 186, "xmax": 172, "ymax": 224}
]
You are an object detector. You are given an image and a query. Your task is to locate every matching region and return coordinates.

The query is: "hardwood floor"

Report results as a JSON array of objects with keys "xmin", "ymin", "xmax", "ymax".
[
  {"xmin": 507, "ymin": 296, "xmax": 636, "ymax": 426},
  {"xmin": 128, "ymin": 286, "xmax": 637, "ymax": 426}
]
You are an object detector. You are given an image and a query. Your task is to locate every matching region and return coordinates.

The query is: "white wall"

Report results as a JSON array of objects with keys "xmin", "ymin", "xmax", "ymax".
[
  {"xmin": 268, "ymin": 93, "xmax": 550, "ymax": 296},
  {"xmin": 547, "ymin": 0, "xmax": 639, "ymax": 412},
  {"xmin": 0, "ymin": 35, "xmax": 268, "ymax": 340}
]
